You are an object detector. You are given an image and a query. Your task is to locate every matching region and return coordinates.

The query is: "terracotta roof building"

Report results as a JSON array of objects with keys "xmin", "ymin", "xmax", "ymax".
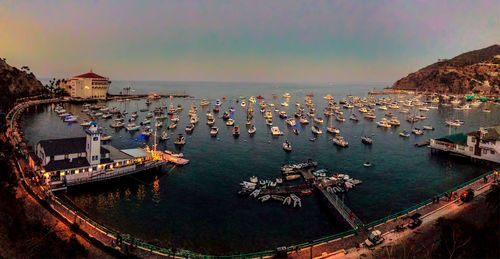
[{"xmin": 60, "ymin": 69, "xmax": 110, "ymax": 100}]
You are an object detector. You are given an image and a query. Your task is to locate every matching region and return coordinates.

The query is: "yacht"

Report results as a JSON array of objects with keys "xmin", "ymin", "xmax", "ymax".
[
  {"xmin": 210, "ymin": 127, "xmax": 219, "ymax": 137},
  {"xmin": 142, "ymin": 126, "xmax": 153, "ymax": 137},
  {"xmin": 282, "ymin": 140, "xmax": 292, "ymax": 152},
  {"xmin": 232, "ymin": 125, "xmax": 240, "ymax": 137},
  {"xmin": 174, "ymin": 134, "xmax": 186, "ymax": 145},
  {"xmin": 279, "ymin": 111, "xmax": 288, "ymax": 119},
  {"xmin": 168, "ymin": 122, "xmax": 177, "ymax": 129},
  {"xmin": 376, "ymin": 119, "xmax": 391, "ymax": 128},
  {"xmin": 271, "ymin": 126, "xmax": 282, "ymax": 136},
  {"xmin": 299, "ymin": 117, "xmax": 309, "ymax": 124},
  {"xmin": 285, "ymin": 118, "xmax": 296, "ymax": 127},
  {"xmin": 185, "ymin": 124, "xmax": 195, "ymax": 133},
  {"xmin": 63, "ymin": 115, "xmax": 78, "ymax": 122},
  {"xmin": 336, "ymin": 116, "xmax": 346, "ymax": 122},
  {"xmin": 399, "ymin": 130, "xmax": 410, "ymax": 137},
  {"xmin": 200, "ymin": 99, "xmax": 210, "ymax": 106},
  {"xmin": 101, "ymin": 134, "xmax": 112, "ymax": 141},
  {"xmin": 126, "ymin": 123, "xmax": 140, "ymax": 131},
  {"xmin": 361, "ymin": 136, "xmax": 373, "ymax": 145},
  {"xmin": 311, "ymin": 125, "xmax": 322, "ymax": 135},
  {"xmin": 226, "ymin": 118, "xmax": 235, "ymax": 126},
  {"xmin": 327, "ymin": 127, "xmax": 340, "ymax": 134},
  {"xmin": 160, "ymin": 131, "xmax": 169, "ymax": 141},
  {"xmin": 412, "ymin": 128, "xmax": 424, "ymax": 135},
  {"xmin": 110, "ymin": 121, "xmax": 124, "ymax": 128},
  {"xmin": 332, "ymin": 135, "xmax": 348, "ymax": 147},
  {"xmin": 314, "ymin": 117, "xmax": 324, "ymax": 124},
  {"xmin": 80, "ymin": 120, "xmax": 92, "ymax": 126},
  {"xmin": 248, "ymin": 125, "xmax": 256, "ymax": 134}
]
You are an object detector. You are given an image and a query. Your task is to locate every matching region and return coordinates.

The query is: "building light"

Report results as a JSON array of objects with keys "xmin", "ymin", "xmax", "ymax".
[
  {"xmin": 60, "ymin": 172, "xmax": 65, "ymax": 176},
  {"xmin": 44, "ymin": 172, "xmax": 49, "ymax": 178},
  {"xmin": 75, "ymin": 169, "xmax": 79, "ymax": 174},
  {"xmin": 89, "ymin": 168, "xmax": 93, "ymax": 172}
]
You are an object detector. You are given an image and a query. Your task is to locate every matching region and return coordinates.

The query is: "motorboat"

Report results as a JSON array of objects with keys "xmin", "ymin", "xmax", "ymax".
[
  {"xmin": 126, "ymin": 123, "xmax": 140, "ymax": 131},
  {"xmin": 185, "ymin": 124, "xmax": 195, "ymax": 133},
  {"xmin": 445, "ymin": 120, "xmax": 461, "ymax": 127},
  {"xmin": 293, "ymin": 128, "xmax": 299, "ymax": 135},
  {"xmin": 311, "ymin": 125, "xmax": 322, "ymax": 135},
  {"xmin": 170, "ymin": 115, "xmax": 179, "ymax": 122},
  {"xmin": 285, "ymin": 118, "xmax": 296, "ymax": 127},
  {"xmin": 412, "ymin": 128, "xmax": 424, "ymax": 135},
  {"xmin": 232, "ymin": 125, "xmax": 240, "ymax": 137},
  {"xmin": 336, "ymin": 116, "xmax": 346, "ymax": 122},
  {"xmin": 350, "ymin": 114, "xmax": 359, "ymax": 121},
  {"xmin": 142, "ymin": 126, "xmax": 153, "ymax": 137},
  {"xmin": 482, "ymin": 108, "xmax": 491, "ymax": 113},
  {"xmin": 327, "ymin": 127, "xmax": 340, "ymax": 134},
  {"xmin": 265, "ymin": 118, "xmax": 273, "ymax": 126},
  {"xmin": 64, "ymin": 115, "xmax": 78, "ymax": 122},
  {"xmin": 399, "ymin": 130, "xmax": 410, "ymax": 137},
  {"xmin": 141, "ymin": 119, "xmax": 151, "ymax": 125},
  {"xmin": 200, "ymin": 99, "xmax": 210, "ymax": 106},
  {"xmin": 279, "ymin": 111, "xmax": 288, "ymax": 119},
  {"xmin": 363, "ymin": 162, "xmax": 372, "ymax": 167},
  {"xmin": 189, "ymin": 115, "xmax": 199, "ymax": 124},
  {"xmin": 249, "ymin": 96, "xmax": 256, "ymax": 103},
  {"xmin": 145, "ymin": 112, "xmax": 154, "ymax": 118},
  {"xmin": 110, "ymin": 121, "xmax": 124, "ymax": 128},
  {"xmin": 282, "ymin": 140, "xmax": 292, "ymax": 152},
  {"xmin": 174, "ymin": 134, "xmax": 186, "ymax": 145},
  {"xmin": 168, "ymin": 122, "xmax": 177, "ymax": 129},
  {"xmin": 207, "ymin": 118, "xmax": 215, "ymax": 126},
  {"xmin": 102, "ymin": 113, "xmax": 113, "ymax": 119},
  {"xmin": 160, "ymin": 131, "xmax": 169, "ymax": 141},
  {"xmin": 364, "ymin": 113, "xmax": 376, "ymax": 119},
  {"xmin": 388, "ymin": 118, "xmax": 401, "ymax": 126},
  {"xmin": 377, "ymin": 119, "xmax": 391, "ymax": 128},
  {"xmin": 240, "ymin": 100, "xmax": 246, "ymax": 107},
  {"xmin": 80, "ymin": 120, "xmax": 92, "ymax": 126},
  {"xmin": 210, "ymin": 127, "xmax": 219, "ymax": 137},
  {"xmin": 323, "ymin": 94, "xmax": 333, "ymax": 100},
  {"xmin": 155, "ymin": 120, "xmax": 163, "ymax": 128},
  {"xmin": 271, "ymin": 126, "xmax": 282, "ymax": 136},
  {"xmin": 222, "ymin": 112, "xmax": 230, "ymax": 120},
  {"xmin": 423, "ymin": 125, "xmax": 434, "ymax": 130},
  {"xmin": 314, "ymin": 117, "xmax": 324, "ymax": 124},
  {"xmin": 332, "ymin": 135, "xmax": 348, "ymax": 147},
  {"xmin": 299, "ymin": 117, "xmax": 309, "ymax": 124},
  {"xmin": 248, "ymin": 125, "xmax": 256, "ymax": 134},
  {"xmin": 419, "ymin": 107, "xmax": 429, "ymax": 111},
  {"xmin": 226, "ymin": 118, "xmax": 235, "ymax": 126},
  {"xmin": 361, "ymin": 136, "xmax": 373, "ymax": 145},
  {"xmin": 283, "ymin": 92, "xmax": 291, "ymax": 98},
  {"xmin": 101, "ymin": 134, "xmax": 112, "ymax": 141}
]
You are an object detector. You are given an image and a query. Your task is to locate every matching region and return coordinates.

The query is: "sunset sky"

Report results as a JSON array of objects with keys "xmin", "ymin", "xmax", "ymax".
[{"xmin": 1, "ymin": 1, "xmax": 498, "ymax": 83}]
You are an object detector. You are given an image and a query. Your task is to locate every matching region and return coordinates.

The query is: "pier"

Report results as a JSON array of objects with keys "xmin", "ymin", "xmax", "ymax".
[{"xmin": 260, "ymin": 168, "xmax": 364, "ymax": 229}]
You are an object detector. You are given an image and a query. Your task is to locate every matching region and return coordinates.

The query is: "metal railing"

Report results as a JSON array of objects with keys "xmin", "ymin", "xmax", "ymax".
[{"xmin": 48, "ymin": 168, "xmax": 498, "ymax": 258}]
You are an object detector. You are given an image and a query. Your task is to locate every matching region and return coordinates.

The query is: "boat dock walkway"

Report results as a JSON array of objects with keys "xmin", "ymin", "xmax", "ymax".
[
  {"xmin": 259, "ymin": 184, "xmax": 312, "ymax": 195},
  {"xmin": 415, "ymin": 139, "xmax": 430, "ymax": 147},
  {"xmin": 317, "ymin": 186, "xmax": 363, "ymax": 229},
  {"xmin": 261, "ymin": 167, "xmax": 364, "ymax": 229}
]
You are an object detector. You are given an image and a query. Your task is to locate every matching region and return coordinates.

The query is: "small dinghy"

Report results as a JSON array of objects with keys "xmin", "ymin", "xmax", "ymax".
[{"xmin": 363, "ymin": 162, "xmax": 372, "ymax": 167}]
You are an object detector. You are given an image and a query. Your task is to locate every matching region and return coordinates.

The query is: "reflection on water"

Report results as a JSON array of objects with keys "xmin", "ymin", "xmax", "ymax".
[{"xmin": 20, "ymin": 81, "xmax": 500, "ymax": 254}]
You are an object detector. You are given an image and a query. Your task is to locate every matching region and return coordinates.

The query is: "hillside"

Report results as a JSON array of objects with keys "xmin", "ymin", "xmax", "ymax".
[
  {"xmin": 392, "ymin": 45, "xmax": 500, "ymax": 94},
  {"xmin": 0, "ymin": 58, "xmax": 45, "ymax": 112}
]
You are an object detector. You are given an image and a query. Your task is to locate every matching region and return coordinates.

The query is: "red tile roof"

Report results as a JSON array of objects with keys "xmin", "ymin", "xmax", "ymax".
[{"xmin": 73, "ymin": 69, "xmax": 107, "ymax": 79}]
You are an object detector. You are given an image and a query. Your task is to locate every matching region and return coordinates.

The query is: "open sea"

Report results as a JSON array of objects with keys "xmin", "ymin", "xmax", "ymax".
[{"xmin": 20, "ymin": 81, "xmax": 499, "ymax": 254}]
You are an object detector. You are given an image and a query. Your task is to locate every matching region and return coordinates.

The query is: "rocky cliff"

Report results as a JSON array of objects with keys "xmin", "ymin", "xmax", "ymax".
[
  {"xmin": 0, "ymin": 58, "xmax": 45, "ymax": 112},
  {"xmin": 392, "ymin": 45, "xmax": 500, "ymax": 94}
]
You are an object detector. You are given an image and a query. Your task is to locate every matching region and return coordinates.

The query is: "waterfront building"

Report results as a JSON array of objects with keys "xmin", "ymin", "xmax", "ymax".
[
  {"xmin": 430, "ymin": 125, "xmax": 500, "ymax": 163},
  {"xmin": 35, "ymin": 122, "xmax": 164, "ymax": 190},
  {"xmin": 60, "ymin": 69, "xmax": 110, "ymax": 100}
]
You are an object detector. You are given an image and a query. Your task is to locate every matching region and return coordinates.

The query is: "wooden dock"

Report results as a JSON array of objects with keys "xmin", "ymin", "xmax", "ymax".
[
  {"xmin": 414, "ymin": 139, "xmax": 430, "ymax": 147},
  {"xmin": 259, "ymin": 184, "xmax": 312, "ymax": 195}
]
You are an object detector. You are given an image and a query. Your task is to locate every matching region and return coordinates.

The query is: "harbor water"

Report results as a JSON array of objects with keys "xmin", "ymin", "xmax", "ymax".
[{"xmin": 20, "ymin": 81, "xmax": 498, "ymax": 254}]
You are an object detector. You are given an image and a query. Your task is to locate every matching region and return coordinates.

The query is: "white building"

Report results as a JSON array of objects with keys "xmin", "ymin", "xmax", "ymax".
[
  {"xmin": 61, "ymin": 69, "xmax": 110, "ymax": 100},
  {"xmin": 430, "ymin": 125, "xmax": 500, "ymax": 163},
  {"xmin": 35, "ymin": 123, "xmax": 159, "ymax": 190}
]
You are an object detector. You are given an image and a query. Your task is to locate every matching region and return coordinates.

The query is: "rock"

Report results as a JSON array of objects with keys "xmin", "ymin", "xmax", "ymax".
[{"xmin": 392, "ymin": 45, "xmax": 500, "ymax": 94}]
